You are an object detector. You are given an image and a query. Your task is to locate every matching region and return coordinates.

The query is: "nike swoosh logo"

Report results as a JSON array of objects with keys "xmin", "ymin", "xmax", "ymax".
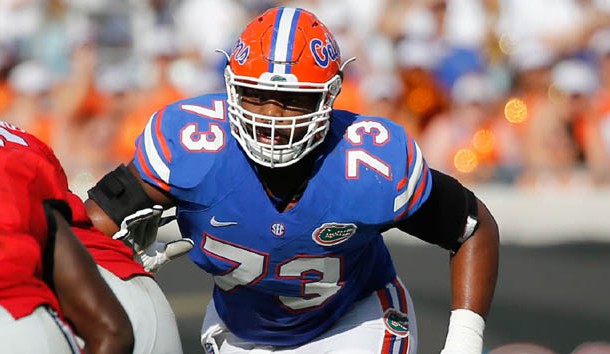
[{"xmin": 210, "ymin": 216, "xmax": 238, "ymax": 227}]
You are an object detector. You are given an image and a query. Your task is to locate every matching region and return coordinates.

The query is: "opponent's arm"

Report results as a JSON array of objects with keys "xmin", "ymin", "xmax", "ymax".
[
  {"xmin": 49, "ymin": 206, "xmax": 133, "ymax": 354},
  {"xmin": 85, "ymin": 161, "xmax": 174, "ymax": 236}
]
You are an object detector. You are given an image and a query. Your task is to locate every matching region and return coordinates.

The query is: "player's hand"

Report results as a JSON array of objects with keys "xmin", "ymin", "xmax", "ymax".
[
  {"xmin": 139, "ymin": 237, "xmax": 194, "ymax": 273},
  {"xmin": 112, "ymin": 205, "xmax": 164, "ymax": 253}
]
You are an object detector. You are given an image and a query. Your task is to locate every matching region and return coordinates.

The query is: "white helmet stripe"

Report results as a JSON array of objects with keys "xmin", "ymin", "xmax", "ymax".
[{"xmin": 271, "ymin": 7, "xmax": 298, "ymax": 74}]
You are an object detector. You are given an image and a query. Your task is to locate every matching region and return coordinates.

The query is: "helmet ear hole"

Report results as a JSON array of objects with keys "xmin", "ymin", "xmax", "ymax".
[{"xmin": 330, "ymin": 78, "xmax": 342, "ymax": 96}]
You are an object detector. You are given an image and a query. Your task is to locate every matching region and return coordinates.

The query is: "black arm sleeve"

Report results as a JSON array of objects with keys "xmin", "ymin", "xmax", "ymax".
[
  {"xmin": 87, "ymin": 164, "xmax": 156, "ymax": 226},
  {"xmin": 395, "ymin": 169, "xmax": 478, "ymax": 252},
  {"xmin": 42, "ymin": 199, "xmax": 73, "ymax": 290}
]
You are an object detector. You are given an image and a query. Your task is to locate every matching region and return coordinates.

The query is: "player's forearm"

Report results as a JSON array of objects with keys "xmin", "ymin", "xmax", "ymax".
[
  {"xmin": 84, "ymin": 198, "xmax": 121, "ymax": 236},
  {"xmin": 449, "ymin": 199, "xmax": 499, "ymax": 318}
]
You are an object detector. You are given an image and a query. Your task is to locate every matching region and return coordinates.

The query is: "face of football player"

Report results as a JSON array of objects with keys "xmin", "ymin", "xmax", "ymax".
[{"xmin": 239, "ymin": 87, "xmax": 322, "ymax": 145}]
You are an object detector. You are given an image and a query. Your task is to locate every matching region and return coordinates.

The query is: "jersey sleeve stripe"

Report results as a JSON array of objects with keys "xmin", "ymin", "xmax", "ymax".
[
  {"xmin": 154, "ymin": 109, "xmax": 172, "ymax": 163},
  {"xmin": 394, "ymin": 166, "xmax": 431, "ymax": 220},
  {"xmin": 136, "ymin": 140, "xmax": 170, "ymax": 192},
  {"xmin": 143, "ymin": 111, "xmax": 171, "ymax": 184},
  {"xmin": 406, "ymin": 164, "xmax": 430, "ymax": 211},
  {"xmin": 393, "ymin": 143, "xmax": 423, "ymax": 212},
  {"xmin": 406, "ymin": 137, "xmax": 419, "ymax": 174},
  {"xmin": 396, "ymin": 177, "xmax": 407, "ymax": 191}
]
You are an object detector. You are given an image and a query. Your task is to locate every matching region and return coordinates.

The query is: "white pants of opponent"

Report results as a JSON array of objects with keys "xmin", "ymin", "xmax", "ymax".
[
  {"xmin": 0, "ymin": 305, "xmax": 81, "ymax": 354},
  {"xmin": 98, "ymin": 266, "xmax": 184, "ymax": 354},
  {"xmin": 201, "ymin": 278, "xmax": 417, "ymax": 354}
]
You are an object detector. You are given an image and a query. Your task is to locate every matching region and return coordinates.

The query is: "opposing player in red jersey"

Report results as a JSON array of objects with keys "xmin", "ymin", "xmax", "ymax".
[
  {"xmin": 0, "ymin": 121, "xmax": 133, "ymax": 354},
  {"xmin": 0, "ymin": 121, "xmax": 184, "ymax": 354}
]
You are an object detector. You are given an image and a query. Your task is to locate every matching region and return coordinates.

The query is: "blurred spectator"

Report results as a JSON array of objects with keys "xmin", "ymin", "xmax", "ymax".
[
  {"xmin": 92, "ymin": 63, "xmax": 138, "ymax": 170},
  {"xmin": 51, "ymin": 29, "xmax": 107, "ymax": 181},
  {"xmin": 0, "ymin": 42, "xmax": 20, "ymax": 115},
  {"xmin": 113, "ymin": 25, "xmax": 185, "ymax": 165},
  {"xmin": 420, "ymin": 71, "xmax": 520, "ymax": 184},
  {"xmin": 495, "ymin": 0, "xmax": 610, "ymax": 56},
  {"xmin": 551, "ymin": 59, "xmax": 602, "ymax": 183},
  {"xmin": 517, "ymin": 58, "xmax": 598, "ymax": 189},
  {"xmin": 586, "ymin": 27, "xmax": 610, "ymax": 184},
  {"xmin": 2, "ymin": 60, "xmax": 58, "ymax": 145},
  {"xmin": 174, "ymin": 0, "xmax": 248, "ymax": 61},
  {"xmin": 0, "ymin": 0, "xmax": 45, "ymax": 46},
  {"xmin": 395, "ymin": 37, "xmax": 449, "ymax": 138},
  {"xmin": 360, "ymin": 72, "xmax": 406, "ymax": 120}
]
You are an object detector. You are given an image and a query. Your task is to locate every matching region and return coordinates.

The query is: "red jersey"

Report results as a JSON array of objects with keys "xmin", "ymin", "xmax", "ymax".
[
  {"xmin": 0, "ymin": 121, "xmax": 150, "ymax": 280},
  {"xmin": 0, "ymin": 124, "xmax": 65, "ymax": 319}
]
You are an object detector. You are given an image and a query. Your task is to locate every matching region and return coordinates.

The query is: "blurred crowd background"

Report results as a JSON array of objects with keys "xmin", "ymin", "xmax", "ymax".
[
  {"xmin": 2, "ymin": 0, "xmax": 610, "ymax": 192},
  {"xmin": 2, "ymin": 1, "xmax": 609, "ymax": 353}
]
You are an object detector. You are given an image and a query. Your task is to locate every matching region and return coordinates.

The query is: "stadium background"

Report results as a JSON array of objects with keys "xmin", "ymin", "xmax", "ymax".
[{"xmin": 1, "ymin": 0, "xmax": 610, "ymax": 353}]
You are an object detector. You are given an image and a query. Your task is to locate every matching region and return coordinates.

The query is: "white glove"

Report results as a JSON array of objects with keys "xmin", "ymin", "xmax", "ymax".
[
  {"xmin": 440, "ymin": 309, "xmax": 486, "ymax": 354},
  {"xmin": 112, "ymin": 205, "xmax": 164, "ymax": 253},
  {"xmin": 139, "ymin": 236, "xmax": 194, "ymax": 273}
]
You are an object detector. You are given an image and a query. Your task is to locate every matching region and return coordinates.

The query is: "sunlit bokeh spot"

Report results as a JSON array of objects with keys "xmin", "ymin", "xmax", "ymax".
[
  {"xmin": 454, "ymin": 148, "xmax": 478, "ymax": 173},
  {"xmin": 473, "ymin": 129, "xmax": 495, "ymax": 155},
  {"xmin": 498, "ymin": 34, "xmax": 517, "ymax": 55},
  {"xmin": 504, "ymin": 98, "xmax": 528, "ymax": 123}
]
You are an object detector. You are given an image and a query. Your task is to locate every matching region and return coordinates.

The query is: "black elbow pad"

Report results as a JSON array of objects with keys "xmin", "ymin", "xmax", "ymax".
[{"xmin": 87, "ymin": 164, "xmax": 155, "ymax": 226}]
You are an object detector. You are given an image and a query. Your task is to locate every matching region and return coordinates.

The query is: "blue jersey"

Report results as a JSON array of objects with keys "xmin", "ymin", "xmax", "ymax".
[{"xmin": 133, "ymin": 93, "xmax": 433, "ymax": 346}]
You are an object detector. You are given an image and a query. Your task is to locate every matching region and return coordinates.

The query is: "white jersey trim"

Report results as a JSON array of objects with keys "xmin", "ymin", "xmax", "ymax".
[
  {"xmin": 144, "ymin": 112, "xmax": 170, "ymax": 184},
  {"xmin": 393, "ymin": 144, "xmax": 423, "ymax": 213}
]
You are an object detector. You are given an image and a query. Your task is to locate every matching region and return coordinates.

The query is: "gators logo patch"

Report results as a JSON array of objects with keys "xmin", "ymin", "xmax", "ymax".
[
  {"xmin": 384, "ymin": 309, "xmax": 409, "ymax": 338},
  {"xmin": 312, "ymin": 223, "xmax": 357, "ymax": 246}
]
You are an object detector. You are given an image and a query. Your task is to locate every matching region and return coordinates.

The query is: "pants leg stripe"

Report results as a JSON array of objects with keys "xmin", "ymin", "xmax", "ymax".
[
  {"xmin": 376, "ymin": 279, "xmax": 411, "ymax": 354},
  {"xmin": 47, "ymin": 308, "xmax": 81, "ymax": 354},
  {"xmin": 392, "ymin": 279, "xmax": 410, "ymax": 354}
]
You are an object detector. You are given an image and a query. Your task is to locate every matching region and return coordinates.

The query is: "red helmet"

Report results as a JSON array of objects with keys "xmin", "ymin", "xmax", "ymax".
[{"xmin": 223, "ymin": 7, "xmax": 344, "ymax": 167}]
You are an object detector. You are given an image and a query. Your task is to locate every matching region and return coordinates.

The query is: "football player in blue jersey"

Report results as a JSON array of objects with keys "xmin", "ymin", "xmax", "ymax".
[{"xmin": 84, "ymin": 6, "xmax": 499, "ymax": 354}]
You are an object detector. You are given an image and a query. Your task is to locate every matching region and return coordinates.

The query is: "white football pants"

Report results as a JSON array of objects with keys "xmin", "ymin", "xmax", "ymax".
[
  {"xmin": 201, "ymin": 278, "xmax": 417, "ymax": 354},
  {"xmin": 98, "ymin": 266, "xmax": 184, "ymax": 354},
  {"xmin": 0, "ymin": 305, "xmax": 80, "ymax": 354}
]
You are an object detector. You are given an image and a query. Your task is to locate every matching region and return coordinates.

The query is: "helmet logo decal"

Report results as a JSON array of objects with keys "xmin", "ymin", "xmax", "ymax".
[
  {"xmin": 231, "ymin": 39, "xmax": 250, "ymax": 65},
  {"xmin": 270, "ymin": 75, "xmax": 288, "ymax": 82},
  {"xmin": 310, "ymin": 34, "xmax": 340, "ymax": 68}
]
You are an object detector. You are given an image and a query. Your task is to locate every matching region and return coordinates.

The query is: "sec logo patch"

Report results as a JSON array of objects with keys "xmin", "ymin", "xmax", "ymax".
[{"xmin": 271, "ymin": 222, "xmax": 286, "ymax": 237}]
